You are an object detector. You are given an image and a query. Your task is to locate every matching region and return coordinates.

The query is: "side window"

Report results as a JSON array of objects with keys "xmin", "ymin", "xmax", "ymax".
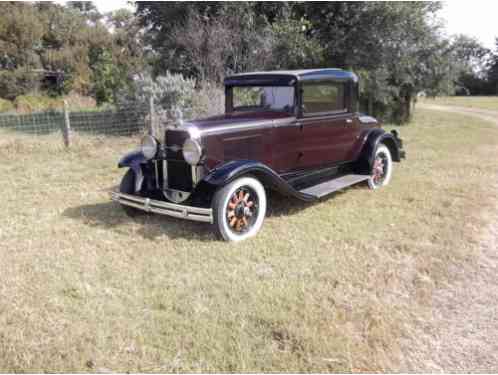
[
  {"xmin": 233, "ymin": 87, "xmax": 264, "ymax": 108},
  {"xmin": 302, "ymin": 82, "xmax": 346, "ymax": 115}
]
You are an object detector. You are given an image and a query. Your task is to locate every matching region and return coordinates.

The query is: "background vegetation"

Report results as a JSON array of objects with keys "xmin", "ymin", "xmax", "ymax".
[{"xmin": 0, "ymin": 1, "xmax": 497, "ymax": 122}]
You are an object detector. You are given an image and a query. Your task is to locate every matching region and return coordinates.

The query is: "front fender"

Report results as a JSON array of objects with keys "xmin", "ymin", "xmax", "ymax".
[
  {"xmin": 118, "ymin": 150, "xmax": 147, "ymax": 192},
  {"xmin": 118, "ymin": 149, "xmax": 147, "ymax": 168},
  {"xmin": 201, "ymin": 160, "xmax": 316, "ymax": 202}
]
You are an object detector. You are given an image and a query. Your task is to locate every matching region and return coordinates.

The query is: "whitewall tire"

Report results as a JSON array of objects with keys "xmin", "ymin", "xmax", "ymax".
[
  {"xmin": 368, "ymin": 144, "xmax": 393, "ymax": 189},
  {"xmin": 213, "ymin": 176, "xmax": 267, "ymax": 242}
]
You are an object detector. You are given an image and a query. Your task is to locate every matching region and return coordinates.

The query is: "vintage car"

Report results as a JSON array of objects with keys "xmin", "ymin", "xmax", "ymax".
[{"xmin": 111, "ymin": 69, "xmax": 405, "ymax": 241}]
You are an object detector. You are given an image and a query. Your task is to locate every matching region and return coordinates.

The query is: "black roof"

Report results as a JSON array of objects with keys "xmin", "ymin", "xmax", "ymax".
[{"xmin": 224, "ymin": 69, "xmax": 358, "ymax": 86}]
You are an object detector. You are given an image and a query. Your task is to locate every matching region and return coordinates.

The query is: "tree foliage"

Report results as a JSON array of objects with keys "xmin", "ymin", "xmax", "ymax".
[
  {"xmin": 136, "ymin": 1, "xmax": 454, "ymax": 123},
  {"xmin": 486, "ymin": 38, "xmax": 498, "ymax": 94},
  {"xmin": 0, "ymin": 1, "xmax": 496, "ymax": 121},
  {"xmin": 0, "ymin": 1, "xmax": 144, "ymax": 103}
]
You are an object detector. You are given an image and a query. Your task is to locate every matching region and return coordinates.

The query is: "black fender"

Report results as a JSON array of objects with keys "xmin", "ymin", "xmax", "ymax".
[
  {"xmin": 356, "ymin": 128, "xmax": 405, "ymax": 173},
  {"xmin": 118, "ymin": 150, "xmax": 147, "ymax": 192},
  {"xmin": 200, "ymin": 160, "xmax": 317, "ymax": 202}
]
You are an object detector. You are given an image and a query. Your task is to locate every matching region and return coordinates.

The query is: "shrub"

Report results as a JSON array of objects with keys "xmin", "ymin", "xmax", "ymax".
[
  {"xmin": 0, "ymin": 98, "xmax": 15, "ymax": 113},
  {"xmin": 14, "ymin": 95, "xmax": 64, "ymax": 113},
  {"xmin": 191, "ymin": 82, "xmax": 225, "ymax": 118},
  {"xmin": 0, "ymin": 69, "xmax": 39, "ymax": 101},
  {"xmin": 116, "ymin": 72, "xmax": 196, "ymax": 120}
]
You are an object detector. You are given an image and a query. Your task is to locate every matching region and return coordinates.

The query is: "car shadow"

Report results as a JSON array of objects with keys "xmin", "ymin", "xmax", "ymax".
[
  {"xmin": 62, "ymin": 188, "xmax": 352, "ymax": 242},
  {"xmin": 62, "ymin": 200, "xmax": 217, "ymax": 241}
]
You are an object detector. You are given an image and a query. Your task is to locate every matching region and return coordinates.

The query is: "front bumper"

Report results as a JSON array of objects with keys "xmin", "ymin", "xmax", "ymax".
[{"xmin": 111, "ymin": 192, "xmax": 213, "ymax": 223}]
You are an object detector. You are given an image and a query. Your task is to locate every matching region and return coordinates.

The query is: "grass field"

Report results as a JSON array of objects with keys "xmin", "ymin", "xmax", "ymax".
[
  {"xmin": 1, "ymin": 109, "xmax": 498, "ymax": 372},
  {"xmin": 419, "ymin": 95, "xmax": 498, "ymax": 111}
]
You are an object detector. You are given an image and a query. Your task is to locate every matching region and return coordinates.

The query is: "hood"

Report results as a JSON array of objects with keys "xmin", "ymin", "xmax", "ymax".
[{"xmin": 180, "ymin": 111, "xmax": 295, "ymax": 137}]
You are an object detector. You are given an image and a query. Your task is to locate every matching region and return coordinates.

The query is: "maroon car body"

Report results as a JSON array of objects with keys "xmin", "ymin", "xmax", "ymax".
[{"xmin": 112, "ymin": 69, "xmax": 405, "ymax": 241}]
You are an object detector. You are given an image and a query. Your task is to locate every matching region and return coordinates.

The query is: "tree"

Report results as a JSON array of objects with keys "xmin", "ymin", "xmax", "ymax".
[
  {"xmin": 446, "ymin": 35, "xmax": 490, "ymax": 95},
  {"xmin": 486, "ymin": 38, "xmax": 498, "ymax": 95},
  {"xmin": 297, "ymin": 2, "xmax": 448, "ymax": 123},
  {"xmin": 136, "ymin": 2, "xmax": 279, "ymax": 81},
  {"xmin": 0, "ymin": 1, "xmax": 143, "ymax": 102},
  {"xmin": 0, "ymin": 2, "xmax": 44, "ymax": 69},
  {"xmin": 269, "ymin": 13, "xmax": 323, "ymax": 70}
]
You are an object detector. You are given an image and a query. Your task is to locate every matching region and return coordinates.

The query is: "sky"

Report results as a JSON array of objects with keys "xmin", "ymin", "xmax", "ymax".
[
  {"xmin": 439, "ymin": 0, "xmax": 497, "ymax": 49},
  {"xmin": 58, "ymin": 0, "xmax": 498, "ymax": 51}
]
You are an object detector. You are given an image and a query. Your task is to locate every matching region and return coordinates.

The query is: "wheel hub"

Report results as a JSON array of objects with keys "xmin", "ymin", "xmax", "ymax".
[
  {"xmin": 226, "ymin": 188, "xmax": 257, "ymax": 233},
  {"xmin": 235, "ymin": 203, "xmax": 245, "ymax": 218}
]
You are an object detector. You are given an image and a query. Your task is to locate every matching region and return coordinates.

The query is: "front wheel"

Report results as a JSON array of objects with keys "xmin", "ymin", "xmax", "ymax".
[
  {"xmin": 368, "ymin": 144, "xmax": 393, "ymax": 189},
  {"xmin": 212, "ymin": 176, "xmax": 267, "ymax": 242}
]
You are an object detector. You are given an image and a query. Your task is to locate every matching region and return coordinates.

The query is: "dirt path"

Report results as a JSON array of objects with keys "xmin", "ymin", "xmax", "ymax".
[
  {"xmin": 419, "ymin": 103, "xmax": 498, "ymax": 126},
  {"xmin": 400, "ymin": 104, "xmax": 498, "ymax": 371}
]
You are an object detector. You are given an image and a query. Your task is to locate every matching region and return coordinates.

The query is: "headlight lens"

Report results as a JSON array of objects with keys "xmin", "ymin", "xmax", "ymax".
[
  {"xmin": 182, "ymin": 138, "xmax": 202, "ymax": 165},
  {"xmin": 141, "ymin": 135, "xmax": 157, "ymax": 159}
]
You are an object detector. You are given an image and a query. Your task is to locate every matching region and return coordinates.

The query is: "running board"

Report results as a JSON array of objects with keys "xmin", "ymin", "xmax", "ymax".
[{"xmin": 299, "ymin": 174, "xmax": 370, "ymax": 198}]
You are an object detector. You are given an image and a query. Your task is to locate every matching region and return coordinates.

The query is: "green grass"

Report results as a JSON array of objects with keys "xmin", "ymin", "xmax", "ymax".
[
  {"xmin": 1, "ymin": 109, "xmax": 498, "ymax": 371},
  {"xmin": 420, "ymin": 95, "xmax": 498, "ymax": 111}
]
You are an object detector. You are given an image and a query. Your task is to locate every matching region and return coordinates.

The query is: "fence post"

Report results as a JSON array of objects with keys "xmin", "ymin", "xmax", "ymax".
[
  {"xmin": 148, "ymin": 96, "xmax": 155, "ymax": 136},
  {"xmin": 62, "ymin": 100, "xmax": 71, "ymax": 147}
]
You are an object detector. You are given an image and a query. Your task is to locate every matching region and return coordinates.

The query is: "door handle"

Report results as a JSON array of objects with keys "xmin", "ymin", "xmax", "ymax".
[
  {"xmin": 346, "ymin": 119, "xmax": 353, "ymax": 124},
  {"xmin": 293, "ymin": 121, "xmax": 303, "ymax": 130}
]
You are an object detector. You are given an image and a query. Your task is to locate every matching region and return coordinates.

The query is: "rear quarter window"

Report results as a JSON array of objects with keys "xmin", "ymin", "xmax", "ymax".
[{"xmin": 302, "ymin": 82, "xmax": 346, "ymax": 115}]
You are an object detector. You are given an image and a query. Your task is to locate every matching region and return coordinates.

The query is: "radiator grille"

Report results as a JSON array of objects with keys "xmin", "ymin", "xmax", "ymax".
[
  {"xmin": 164, "ymin": 129, "xmax": 193, "ymax": 191},
  {"xmin": 166, "ymin": 129, "xmax": 188, "ymax": 160},
  {"xmin": 167, "ymin": 160, "xmax": 193, "ymax": 191}
]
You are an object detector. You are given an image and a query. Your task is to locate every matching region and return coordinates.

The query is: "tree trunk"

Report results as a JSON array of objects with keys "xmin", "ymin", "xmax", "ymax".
[
  {"xmin": 368, "ymin": 93, "xmax": 374, "ymax": 116},
  {"xmin": 403, "ymin": 94, "xmax": 412, "ymax": 123}
]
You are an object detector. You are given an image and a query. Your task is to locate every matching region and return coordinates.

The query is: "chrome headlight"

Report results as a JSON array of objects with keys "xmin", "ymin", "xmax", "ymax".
[
  {"xmin": 141, "ymin": 135, "xmax": 157, "ymax": 159},
  {"xmin": 182, "ymin": 138, "xmax": 202, "ymax": 165}
]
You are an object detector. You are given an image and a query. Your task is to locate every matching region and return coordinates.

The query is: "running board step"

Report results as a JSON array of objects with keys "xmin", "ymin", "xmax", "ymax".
[{"xmin": 299, "ymin": 174, "xmax": 370, "ymax": 198}]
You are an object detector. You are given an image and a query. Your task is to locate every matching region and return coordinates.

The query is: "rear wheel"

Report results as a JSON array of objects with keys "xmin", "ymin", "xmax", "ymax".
[
  {"xmin": 213, "ymin": 176, "xmax": 267, "ymax": 242},
  {"xmin": 368, "ymin": 144, "xmax": 393, "ymax": 189},
  {"xmin": 119, "ymin": 169, "xmax": 144, "ymax": 217}
]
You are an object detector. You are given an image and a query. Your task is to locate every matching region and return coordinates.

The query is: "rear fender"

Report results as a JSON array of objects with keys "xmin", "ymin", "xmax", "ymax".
[
  {"xmin": 357, "ymin": 129, "xmax": 403, "ymax": 173},
  {"xmin": 118, "ymin": 150, "xmax": 147, "ymax": 192}
]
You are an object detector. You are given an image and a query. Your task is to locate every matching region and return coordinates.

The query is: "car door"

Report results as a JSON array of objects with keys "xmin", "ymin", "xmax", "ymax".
[{"xmin": 296, "ymin": 81, "xmax": 359, "ymax": 169}]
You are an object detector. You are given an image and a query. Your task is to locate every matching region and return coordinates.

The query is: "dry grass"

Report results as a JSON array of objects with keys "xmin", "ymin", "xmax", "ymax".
[
  {"xmin": 1, "ymin": 109, "xmax": 498, "ymax": 372},
  {"xmin": 419, "ymin": 96, "xmax": 498, "ymax": 111}
]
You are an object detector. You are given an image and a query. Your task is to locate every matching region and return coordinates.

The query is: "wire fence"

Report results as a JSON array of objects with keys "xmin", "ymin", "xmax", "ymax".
[{"xmin": 0, "ymin": 106, "xmax": 149, "ymax": 138}]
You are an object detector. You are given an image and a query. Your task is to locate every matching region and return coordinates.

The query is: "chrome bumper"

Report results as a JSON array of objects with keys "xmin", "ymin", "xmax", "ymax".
[{"xmin": 111, "ymin": 192, "xmax": 213, "ymax": 223}]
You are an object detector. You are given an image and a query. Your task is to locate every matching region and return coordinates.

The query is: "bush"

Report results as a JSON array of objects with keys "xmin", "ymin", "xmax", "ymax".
[
  {"xmin": 116, "ymin": 72, "xmax": 196, "ymax": 121},
  {"xmin": 0, "ymin": 98, "xmax": 15, "ymax": 113},
  {"xmin": 191, "ymin": 82, "xmax": 225, "ymax": 118},
  {"xmin": 0, "ymin": 69, "xmax": 39, "ymax": 101},
  {"xmin": 14, "ymin": 95, "xmax": 64, "ymax": 113}
]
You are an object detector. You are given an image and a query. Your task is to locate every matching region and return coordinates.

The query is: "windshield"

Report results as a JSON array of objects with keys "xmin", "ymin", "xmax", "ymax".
[{"xmin": 231, "ymin": 86, "xmax": 295, "ymax": 113}]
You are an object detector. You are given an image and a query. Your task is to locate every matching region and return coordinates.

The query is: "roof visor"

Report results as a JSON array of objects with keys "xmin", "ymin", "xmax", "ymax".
[{"xmin": 225, "ymin": 68, "xmax": 358, "ymax": 86}]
